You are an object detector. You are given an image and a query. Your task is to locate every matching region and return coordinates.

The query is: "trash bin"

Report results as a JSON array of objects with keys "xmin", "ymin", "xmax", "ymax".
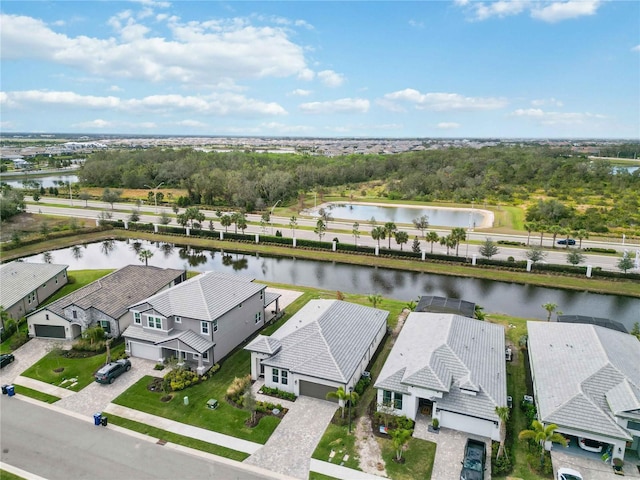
[
  {"xmin": 6, "ymin": 385, "xmax": 15, "ymax": 397},
  {"xmin": 101, "ymin": 416, "xmax": 108, "ymax": 427},
  {"xmin": 1, "ymin": 385, "xmax": 7, "ymax": 395},
  {"xmin": 93, "ymin": 413, "xmax": 102, "ymax": 426}
]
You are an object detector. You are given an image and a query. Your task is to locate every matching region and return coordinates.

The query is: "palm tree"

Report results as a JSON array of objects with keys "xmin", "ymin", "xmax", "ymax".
[
  {"xmin": 575, "ymin": 229, "xmax": 589, "ymax": 249},
  {"xmin": 138, "ymin": 249, "xmax": 154, "ymax": 266},
  {"xmin": 524, "ymin": 222, "xmax": 537, "ymax": 246},
  {"xmin": 371, "ymin": 226, "xmax": 386, "ymax": 248},
  {"xmin": 368, "ymin": 293, "xmax": 383, "ymax": 309},
  {"xmin": 548, "ymin": 225, "xmax": 562, "ymax": 248},
  {"xmin": 394, "ymin": 231, "xmax": 409, "ymax": 250},
  {"xmin": 326, "ymin": 387, "xmax": 359, "ymax": 419},
  {"xmin": 426, "ymin": 231, "xmax": 439, "ymax": 254},
  {"xmin": 450, "ymin": 227, "xmax": 466, "ymax": 256},
  {"xmin": 496, "ymin": 406, "xmax": 510, "ymax": 458},
  {"xmin": 384, "ymin": 222, "xmax": 397, "ymax": 249},
  {"xmin": 537, "ymin": 223, "xmax": 547, "ymax": 246},
  {"xmin": 518, "ymin": 420, "xmax": 567, "ymax": 467},
  {"xmin": 474, "ymin": 305, "xmax": 486, "ymax": 321},
  {"xmin": 560, "ymin": 227, "xmax": 571, "ymax": 249},
  {"xmin": 391, "ymin": 428, "xmax": 413, "ymax": 461},
  {"xmin": 542, "ymin": 302, "xmax": 558, "ymax": 321}
]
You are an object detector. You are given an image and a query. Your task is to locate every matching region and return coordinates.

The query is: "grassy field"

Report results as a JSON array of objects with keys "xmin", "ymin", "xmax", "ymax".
[
  {"xmin": 13, "ymin": 384, "xmax": 60, "ymax": 403},
  {"xmin": 0, "ymin": 470, "xmax": 25, "ymax": 480},
  {"xmin": 21, "ymin": 342, "xmax": 125, "ymax": 392}
]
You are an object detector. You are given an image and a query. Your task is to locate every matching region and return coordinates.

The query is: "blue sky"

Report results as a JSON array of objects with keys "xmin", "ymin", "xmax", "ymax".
[{"xmin": 1, "ymin": 0, "xmax": 638, "ymax": 138}]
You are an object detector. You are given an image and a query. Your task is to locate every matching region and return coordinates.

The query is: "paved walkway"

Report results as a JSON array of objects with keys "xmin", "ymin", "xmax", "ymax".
[
  {"xmin": 244, "ymin": 396, "xmax": 337, "ymax": 479},
  {"xmin": 413, "ymin": 414, "xmax": 492, "ymax": 480},
  {"xmin": 12, "ymin": 375, "xmax": 76, "ymax": 398},
  {"xmin": 310, "ymin": 459, "xmax": 386, "ymax": 480},
  {"xmin": 103, "ymin": 403, "xmax": 262, "ymax": 455}
]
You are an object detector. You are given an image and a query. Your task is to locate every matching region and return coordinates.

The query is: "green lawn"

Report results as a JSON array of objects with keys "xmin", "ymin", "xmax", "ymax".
[
  {"xmin": 107, "ymin": 414, "xmax": 249, "ymax": 461},
  {"xmin": 311, "ymin": 423, "xmax": 360, "ymax": 470},
  {"xmin": 21, "ymin": 342, "xmax": 125, "ymax": 392},
  {"xmin": 379, "ymin": 436, "xmax": 436, "ymax": 480},
  {"xmin": 0, "ymin": 470, "xmax": 25, "ymax": 480},
  {"xmin": 14, "ymin": 384, "xmax": 60, "ymax": 403}
]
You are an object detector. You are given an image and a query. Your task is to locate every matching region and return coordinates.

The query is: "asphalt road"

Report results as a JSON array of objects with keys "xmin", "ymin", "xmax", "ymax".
[
  {"xmin": 0, "ymin": 397, "xmax": 283, "ymax": 480},
  {"xmin": 24, "ymin": 197, "xmax": 639, "ymax": 273}
]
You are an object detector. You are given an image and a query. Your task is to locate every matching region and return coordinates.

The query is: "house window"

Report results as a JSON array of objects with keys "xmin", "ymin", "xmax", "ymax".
[
  {"xmin": 42, "ymin": 282, "xmax": 47, "ymax": 288},
  {"xmin": 100, "ymin": 320, "xmax": 111, "ymax": 334},
  {"xmin": 629, "ymin": 420, "xmax": 640, "ymax": 431},
  {"xmin": 180, "ymin": 351, "xmax": 187, "ymax": 360},
  {"xmin": 281, "ymin": 370, "xmax": 288, "ymax": 385},
  {"xmin": 175, "ymin": 316, "xmax": 182, "ymax": 324},
  {"xmin": 212, "ymin": 319, "xmax": 218, "ymax": 332},
  {"xmin": 45, "ymin": 314, "xmax": 49, "ymax": 320},
  {"xmin": 383, "ymin": 390, "xmax": 392, "ymax": 406},
  {"xmin": 272, "ymin": 368, "xmax": 279, "ymax": 383},
  {"xmin": 28, "ymin": 292, "xmax": 36, "ymax": 304},
  {"xmin": 394, "ymin": 393, "xmax": 403, "ymax": 410},
  {"xmin": 147, "ymin": 316, "xmax": 162, "ymax": 329},
  {"xmin": 238, "ymin": 303, "xmax": 243, "ymax": 309},
  {"xmin": 260, "ymin": 290, "xmax": 264, "ymax": 300},
  {"xmin": 255, "ymin": 312, "xmax": 262, "ymax": 324},
  {"xmin": 72, "ymin": 310, "xmax": 78, "ymax": 319},
  {"xmin": 201, "ymin": 321, "xmax": 209, "ymax": 335},
  {"xmin": 133, "ymin": 312, "xmax": 141, "ymax": 325},
  {"xmin": 202, "ymin": 351, "xmax": 209, "ymax": 362}
]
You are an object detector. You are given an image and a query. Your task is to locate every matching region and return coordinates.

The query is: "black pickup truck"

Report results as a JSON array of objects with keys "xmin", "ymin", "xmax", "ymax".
[{"xmin": 460, "ymin": 438, "xmax": 486, "ymax": 480}]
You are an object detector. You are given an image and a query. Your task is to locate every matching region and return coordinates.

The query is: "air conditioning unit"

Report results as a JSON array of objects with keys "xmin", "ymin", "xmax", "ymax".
[{"xmin": 362, "ymin": 371, "xmax": 371, "ymax": 379}]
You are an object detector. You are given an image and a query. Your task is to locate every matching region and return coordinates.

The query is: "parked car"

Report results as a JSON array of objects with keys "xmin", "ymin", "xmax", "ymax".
[
  {"xmin": 557, "ymin": 239, "xmax": 576, "ymax": 245},
  {"xmin": 557, "ymin": 467, "xmax": 583, "ymax": 480},
  {"xmin": 0, "ymin": 353, "xmax": 15, "ymax": 368},
  {"xmin": 460, "ymin": 438, "xmax": 486, "ymax": 480},
  {"xmin": 94, "ymin": 358, "xmax": 131, "ymax": 384},
  {"xmin": 578, "ymin": 437, "xmax": 604, "ymax": 453}
]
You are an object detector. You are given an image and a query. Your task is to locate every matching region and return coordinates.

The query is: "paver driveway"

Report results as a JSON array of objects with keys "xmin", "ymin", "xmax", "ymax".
[
  {"xmin": 0, "ymin": 338, "xmax": 67, "ymax": 385},
  {"xmin": 244, "ymin": 396, "xmax": 337, "ymax": 479}
]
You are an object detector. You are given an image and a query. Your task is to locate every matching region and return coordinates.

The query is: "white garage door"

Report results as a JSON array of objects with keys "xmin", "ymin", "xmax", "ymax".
[
  {"xmin": 130, "ymin": 342, "xmax": 160, "ymax": 361},
  {"xmin": 439, "ymin": 410, "xmax": 494, "ymax": 438}
]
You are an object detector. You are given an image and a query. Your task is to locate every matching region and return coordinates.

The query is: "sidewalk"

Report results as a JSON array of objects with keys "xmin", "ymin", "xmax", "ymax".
[
  {"xmin": 103, "ymin": 403, "xmax": 262, "ymax": 455},
  {"xmin": 310, "ymin": 459, "xmax": 386, "ymax": 480},
  {"xmin": 13, "ymin": 375, "xmax": 77, "ymax": 398}
]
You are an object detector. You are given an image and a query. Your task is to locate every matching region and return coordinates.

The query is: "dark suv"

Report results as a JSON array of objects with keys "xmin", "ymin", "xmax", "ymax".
[
  {"xmin": 460, "ymin": 439, "xmax": 486, "ymax": 480},
  {"xmin": 94, "ymin": 359, "xmax": 131, "ymax": 384}
]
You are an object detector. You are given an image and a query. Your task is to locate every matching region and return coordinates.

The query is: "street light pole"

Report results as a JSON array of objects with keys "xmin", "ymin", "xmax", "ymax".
[
  {"xmin": 270, "ymin": 200, "xmax": 281, "ymax": 235},
  {"xmin": 144, "ymin": 182, "xmax": 165, "ymax": 214},
  {"xmin": 348, "ymin": 386, "xmax": 353, "ymax": 434}
]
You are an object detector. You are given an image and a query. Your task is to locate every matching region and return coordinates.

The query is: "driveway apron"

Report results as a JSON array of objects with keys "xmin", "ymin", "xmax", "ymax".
[{"xmin": 244, "ymin": 396, "xmax": 337, "ymax": 479}]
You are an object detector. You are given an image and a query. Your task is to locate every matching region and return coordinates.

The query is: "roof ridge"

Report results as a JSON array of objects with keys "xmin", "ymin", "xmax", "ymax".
[{"xmin": 316, "ymin": 317, "xmax": 346, "ymax": 383}]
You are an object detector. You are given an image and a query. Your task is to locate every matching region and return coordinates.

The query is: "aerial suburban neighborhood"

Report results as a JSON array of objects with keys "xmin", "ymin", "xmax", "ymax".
[{"xmin": 1, "ymin": 0, "xmax": 640, "ymax": 479}]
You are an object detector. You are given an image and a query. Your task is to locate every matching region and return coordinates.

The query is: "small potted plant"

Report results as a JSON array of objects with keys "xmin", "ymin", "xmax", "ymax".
[
  {"xmin": 431, "ymin": 417, "xmax": 440, "ymax": 432},
  {"xmin": 612, "ymin": 457, "xmax": 624, "ymax": 475}
]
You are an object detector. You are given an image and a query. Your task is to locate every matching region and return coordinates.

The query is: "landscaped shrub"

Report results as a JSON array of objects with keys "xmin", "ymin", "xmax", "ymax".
[
  {"xmin": 521, "ymin": 400, "xmax": 537, "ymax": 427},
  {"xmin": 9, "ymin": 332, "xmax": 29, "ymax": 350},
  {"xmin": 584, "ymin": 247, "xmax": 617, "ymax": 254},
  {"xmin": 259, "ymin": 385, "xmax": 296, "ymax": 402},
  {"xmin": 354, "ymin": 375, "xmax": 371, "ymax": 395},
  {"xmin": 491, "ymin": 442, "xmax": 513, "ymax": 475},
  {"xmin": 497, "ymin": 240, "xmax": 526, "ymax": 246},
  {"xmin": 154, "ymin": 363, "xmax": 165, "ymax": 370},
  {"xmin": 163, "ymin": 367, "xmax": 200, "ymax": 391},
  {"xmin": 1, "ymin": 318, "xmax": 18, "ymax": 342},
  {"xmin": 225, "ymin": 374, "xmax": 251, "ymax": 404}
]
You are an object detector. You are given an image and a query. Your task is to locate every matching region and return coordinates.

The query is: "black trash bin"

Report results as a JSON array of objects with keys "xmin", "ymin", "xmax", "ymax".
[
  {"xmin": 93, "ymin": 413, "xmax": 102, "ymax": 426},
  {"xmin": 1, "ymin": 385, "xmax": 7, "ymax": 395},
  {"xmin": 101, "ymin": 416, "xmax": 108, "ymax": 427}
]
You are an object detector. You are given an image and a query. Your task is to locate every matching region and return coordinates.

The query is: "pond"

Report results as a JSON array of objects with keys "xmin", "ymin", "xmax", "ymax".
[
  {"xmin": 22, "ymin": 239, "xmax": 640, "ymax": 331},
  {"xmin": 1, "ymin": 174, "xmax": 79, "ymax": 189},
  {"xmin": 310, "ymin": 202, "xmax": 492, "ymax": 228}
]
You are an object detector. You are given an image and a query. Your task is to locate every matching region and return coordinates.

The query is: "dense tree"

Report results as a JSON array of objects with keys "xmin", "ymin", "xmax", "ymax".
[
  {"xmin": 0, "ymin": 187, "xmax": 26, "ymax": 221},
  {"xmin": 412, "ymin": 215, "xmax": 429, "ymax": 238},
  {"xmin": 411, "ymin": 236, "xmax": 421, "ymax": 253},
  {"xmin": 617, "ymin": 254, "xmax": 634, "ymax": 273},
  {"xmin": 158, "ymin": 211, "xmax": 171, "ymax": 225},
  {"xmin": 314, "ymin": 218, "xmax": 327, "ymax": 240},
  {"xmin": 566, "ymin": 251, "xmax": 586, "ymax": 265},
  {"xmin": 526, "ymin": 246, "xmax": 547, "ymax": 264},
  {"xmin": 101, "ymin": 188, "xmax": 122, "ymax": 210},
  {"xmin": 479, "ymin": 238, "xmax": 499, "ymax": 258}
]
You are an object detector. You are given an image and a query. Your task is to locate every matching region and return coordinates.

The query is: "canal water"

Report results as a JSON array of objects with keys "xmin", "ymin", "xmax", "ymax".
[
  {"xmin": 21, "ymin": 239, "xmax": 640, "ymax": 330},
  {"xmin": 1, "ymin": 174, "xmax": 79, "ymax": 189}
]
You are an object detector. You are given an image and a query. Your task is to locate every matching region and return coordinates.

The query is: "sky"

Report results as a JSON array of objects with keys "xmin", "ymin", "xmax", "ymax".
[{"xmin": 1, "ymin": 0, "xmax": 639, "ymax": 139}]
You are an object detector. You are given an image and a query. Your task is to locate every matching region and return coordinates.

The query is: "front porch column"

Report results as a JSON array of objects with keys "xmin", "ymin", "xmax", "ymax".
[{"xmin": 196, "ymin": 355, "xmax": 205, "ymax": 376}]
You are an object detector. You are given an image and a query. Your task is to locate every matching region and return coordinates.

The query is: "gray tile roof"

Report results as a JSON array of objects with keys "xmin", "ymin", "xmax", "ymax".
[
  {"xmin": 264, "ymin": 291, "xmax": 281, "ymax": 307},
  {"xmin": 33, "ymin": 265, "xmax": 184, "ymax": 321},
  {"xmin": 122, "ymin": 325, "xmax": 214, "ymax": 353},
  {"xmin": 1, "ymin": 261, "xmax": 68, "ymax": 309},
  {"xmin": 246, "ymin": 335, "xmax": 282, "ymax": 355},
  {"xmin": 375, "ymin": 313, "xmax": 507, "ymax": 422},
  {"xmin": 527, "ymin": 321, "xmax": 640, "ymax": 440},
  {"xmin": 251, "ymin": 300, "xmax": 389, "ymax": 384},
  {"xmin": 129, "ymin": 271, "xmax": 266, "ymax": 320}
]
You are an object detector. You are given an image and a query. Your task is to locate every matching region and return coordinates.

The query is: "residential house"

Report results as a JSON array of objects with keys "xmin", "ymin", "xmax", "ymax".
[
  {"xmin": 1, "ymin": 261, "xmax": 69, "ymax": 329},
  {"xmin": 245, "ymin": 299, "xmax": 388, "ymax": 401},
  {"xmin": 375, "ymin": 312, "xmax": 507, "ymax": 441},
  {"xmin": 123, "ymin": 271, "xmax": 279, "ymax": 375},
  {"xmin": 527, "ymin": 321, "xmax": 640, "ymax": 463},
  {"xmin": 26, "ymin": 265, "xmax": 185, "ymax": 340}
]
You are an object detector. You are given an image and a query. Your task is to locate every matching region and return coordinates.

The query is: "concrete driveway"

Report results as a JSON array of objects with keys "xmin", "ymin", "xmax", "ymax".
[
  {"xmin": 413, "ymin": 414, "xmax": 492, "ymax": 480},
  {"xmin": 244, "ymin": 396, "xmax": 337, "ymax": 479},
  {"xmin": 552, "ymin": 449, "xmax": 640, "ymax": 479}
]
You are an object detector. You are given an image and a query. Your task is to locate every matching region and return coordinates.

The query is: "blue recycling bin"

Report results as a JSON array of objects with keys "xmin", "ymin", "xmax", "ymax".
[
  {"xmin": 93, "ymin": 413, "xmax": 102, "ymax": 426},
  {"xmin": 6, "ymin": 385, "xmax": 15, "ymax": 397}
]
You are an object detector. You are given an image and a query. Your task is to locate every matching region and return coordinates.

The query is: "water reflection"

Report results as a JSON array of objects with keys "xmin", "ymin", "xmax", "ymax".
[{"xmin": 19, "ymin": 240, "xmax": 640, "ymax": 330}]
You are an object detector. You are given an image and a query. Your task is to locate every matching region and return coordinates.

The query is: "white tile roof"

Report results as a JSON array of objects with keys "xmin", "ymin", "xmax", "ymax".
[
  {"xmin": 248, "ymin": 300, "xmax": 388, "ymax": 384},
  {"xmin": 129, "ymin": 271, "xmax": 265, "ymax": 320},
  {"xmin": 1, "ymin": 261, "xmax": 68, "ymax": 309},
  {"xmin": 527, "ymin": 321, "xmax": 640, "ymax": 440},
  {"xmin": 375, "ymin": 313, "xmax": 507, "ymax": 422}
]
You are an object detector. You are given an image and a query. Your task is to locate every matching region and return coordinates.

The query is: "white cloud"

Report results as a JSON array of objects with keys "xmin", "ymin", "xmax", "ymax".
[
  {"xmin": 531, "ymin": 97, "xmax": 563, "ymax": 107},
  {"xmin": 436, "ymin": 122, "xmax": 461, "ymax": 129},
  {"xmin": 298, "ymin": 68, "xmax": 315, "ymax": 81},
  {"xmin": 512, "ymin": 108, "xmax": 606, "ymax": 125},
  {"xmin": 381, "ymin": 89, "xmax": 508, "ymax": 111},
  {"xmin": 457, "ymin": 0, "xmax": 603, "ymax": 23},
  {"xmin": 2, "ymin": 90, "xmax": 288, "ymax": 117},
  {"xmin": 408, "ymin": 19, "xmax": 424, "ymax": 28},
  {"xmin": 318, "ymin": 70, "xmax": 345, "ymax": 87},
  {"xmin": 176, "ymin": 119, "xmax": 208, "ymax": 128},
  {"xmin": 632, "ymin": 45, "xmax": 640, "ymax": 52},
  {"xmin": 72, "ymin": 119, "xmax": 114, "ymax": 129},
  {"xmin": 108, "ymin": 85, "xmax": 124, "ymax": 92},
  {"xmin": 0, "ymin": 120, "xmax": 16, "ymax": 129},
  {"xmin": 299, "ymin": 98, "xmax": 370, "ymax": 114},
  {"xmin": 290, "ymin": 89, "xmax": 312, "ymax": 96},
  {"xmin": 0, "ymin": 12, "xmax": 311, "ymax": 86},
  {"xmin": 259, "ymin": 122, "xmax": 314, "ymax": 133}
]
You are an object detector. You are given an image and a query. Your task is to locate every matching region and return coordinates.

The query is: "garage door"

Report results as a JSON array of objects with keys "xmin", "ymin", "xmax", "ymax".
[
  {"xmin": 299, "ymin": 380, "xmax": 337, "ymax": 402},
  {"xmin": 34, "ymin": 324, "xmax": 65, "ymax": 338},
  {"xmin": 439, "ymin": 410, "xmax": 495, "ymax": 438},
  {"xmin": 130, "ymin": 342, "xmax": 160, "ymax": 361}
]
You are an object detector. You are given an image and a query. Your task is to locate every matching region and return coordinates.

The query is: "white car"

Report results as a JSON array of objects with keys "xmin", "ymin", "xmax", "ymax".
[
  {"xmin": 578, "ymin": 437, "xmax": 604, "ymax": 453},
  {"xmin": 557, "ymin": 468, "xmax": 583, "ymax": 480}
]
